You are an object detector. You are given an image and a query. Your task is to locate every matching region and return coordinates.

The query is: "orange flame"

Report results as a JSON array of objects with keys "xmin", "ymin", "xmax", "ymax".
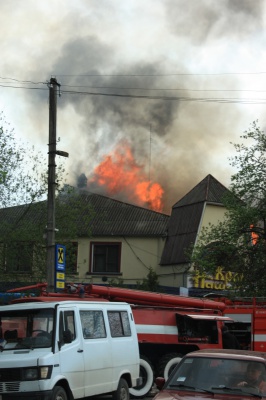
[
  {"xmin": 90, "ymin": 141, "xmax": 164, "ymax": 212},
  {"xmin": 250, "ymin": 224, "xmax": 259, "ymax": 245}
]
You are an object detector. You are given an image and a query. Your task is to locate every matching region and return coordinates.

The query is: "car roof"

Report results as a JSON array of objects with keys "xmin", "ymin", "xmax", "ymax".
[
  {"xmin": 0, "ymin": 300, "xmax": 129, "ymax": 311},
  {"xmin": 185, "ymin": 349, "xmax": 266, "ymax": 362}
]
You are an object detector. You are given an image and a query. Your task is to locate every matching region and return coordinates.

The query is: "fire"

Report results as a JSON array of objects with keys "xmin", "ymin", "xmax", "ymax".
[
  {"xmin": 250, "ymin": 224, "xmax": 259, "ymax": 245},
  {"xmin": 90, "ymin": 141, "xmax": 164, "ymax": 212}
]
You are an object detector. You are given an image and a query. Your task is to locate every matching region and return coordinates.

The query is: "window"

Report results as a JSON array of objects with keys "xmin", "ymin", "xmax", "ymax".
[
  {"xmin": 80, "ymin": 310, "xmax": 106, "ymax": 339},
  {"xmin": 0, "ymin": 308, "xmax": 54, "ymax": 350},
  {"xmin": 59, "ymin": 310, "xmax": 76, "ymax": 342},
  {"xmin": 108, "ymin": 311, "xmax": 131, "ymax": 337},
  {"xmin": 2, "ymin": 242, "xmax": 33, "ymax": 273},
  {"xmin": 90, "ymin": 242, "xmax": 121, "ymax": 274}
]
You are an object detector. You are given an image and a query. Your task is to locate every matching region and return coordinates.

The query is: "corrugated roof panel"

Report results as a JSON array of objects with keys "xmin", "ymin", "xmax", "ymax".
[
  {"xmin": 173, "ymin": 174, "xmax": 230, "ymax": 208},
  {"xmin": 0, "ymin": 192, "xmax": 170, "ymax": 238},
  {"xmin": 160, "ymin": 232, "xmax": 197, "ymax": 265},
  {"xmin": 160, "ymin": 203, "xmax": 204, "ymax": 265}
]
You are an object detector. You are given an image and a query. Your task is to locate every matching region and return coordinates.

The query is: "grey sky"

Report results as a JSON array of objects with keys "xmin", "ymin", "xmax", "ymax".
[{"xmin": 0, "ymin": 0, "xmax": 265, "ymax": 213}]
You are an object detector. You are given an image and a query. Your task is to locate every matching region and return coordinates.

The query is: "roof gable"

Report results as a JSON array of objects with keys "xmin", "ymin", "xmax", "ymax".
[
  {"xmin": 161, "ymin": 175, "xmax": 229, "ymax": 266},
  {"xmin": 173, "ymin": 174, "xmax": 230, "ymax": 208}
]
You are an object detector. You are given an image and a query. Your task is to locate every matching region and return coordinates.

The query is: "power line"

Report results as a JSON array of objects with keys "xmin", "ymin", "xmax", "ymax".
[
  {"xmin": 0, "ymin": 84, "xmax": 48, "ymax": 91},
  {"xmin": 2, "ymin": 78, "xmax": 265, "ymax": 94},
  {"xmin": 1, "ymin": 75, "xmax": 266, "ymax": 94},
  {"xmin": 61, "ymin": 89, "xmax": 266, "ymax": 104},
  {"xmin": 60, "ymin": 84, "xmax": 266, "ymax": 93},
  {"xmin": 1, "ymin": 80, "xmax": 266, "ymax": 105},
  {"xmin": 55, "ymin": 71, "xmax": 266, "ymax": 77},
  {"xmin": 0, "ymin": 76, "xmax": 46, "ymax": 85}
]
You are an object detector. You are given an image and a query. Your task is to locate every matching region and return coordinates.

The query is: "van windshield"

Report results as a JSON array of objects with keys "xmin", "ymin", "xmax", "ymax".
[{"xmin": 0, "ymin": 308, "xmax": 54, "ymax": 350}]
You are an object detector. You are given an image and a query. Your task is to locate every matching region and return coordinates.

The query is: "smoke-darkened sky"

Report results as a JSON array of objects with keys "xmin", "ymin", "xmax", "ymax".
[{"xmin": 1, "ymin": 0, "xmax": 266, "ymax": 214}]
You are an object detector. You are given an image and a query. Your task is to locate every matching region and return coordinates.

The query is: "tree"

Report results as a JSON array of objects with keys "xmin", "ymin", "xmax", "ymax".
[
  {"xmin": 136, "ymin": 267, "xmax": 160, "ymax": 292},
  {"xmin": 191, "ymin": 121, "xmax": 266, "ymax": 296},
  {"xmin": 0, "ymin": 113, "xmax": 49, "ymax": 208},
  {"xmin": 0, "ymin": 114, "xmax": 92, "ymax": 287},
  {"xmin": 105, "ymin": 267, "xmax": 160, "ymax": 292}
]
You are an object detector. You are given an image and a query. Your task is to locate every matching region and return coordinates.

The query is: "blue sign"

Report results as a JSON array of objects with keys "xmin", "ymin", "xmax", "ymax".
[
  {"xmin": 55, "ymin": 244, "xmax": 66, "ymax": 290},
  {"xmin": 55, "ymin": 244, "xmax": 66, "ymax": 271}
]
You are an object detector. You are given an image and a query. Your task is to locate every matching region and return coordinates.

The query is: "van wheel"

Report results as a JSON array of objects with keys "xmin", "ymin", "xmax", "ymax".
[
  {"xmin": 129, "ymin": 355, "xmax": 154, "ymax": 398},
  {"xmin": 113, "ymin": 378, "xmax": 129, "ymax": 400},
  {"xmin": 52, "ymin": 385, "xmax": 68, "ymax": 400},
  {"xmin": 157, "ymin": 353, "xmax": 182, "ymax": 380}
]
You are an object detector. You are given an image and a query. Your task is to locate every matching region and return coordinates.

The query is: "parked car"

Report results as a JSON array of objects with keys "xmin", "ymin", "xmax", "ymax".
[{"xmin": 154, "ymin": 349, "xmax": 266, "ymax": 400}]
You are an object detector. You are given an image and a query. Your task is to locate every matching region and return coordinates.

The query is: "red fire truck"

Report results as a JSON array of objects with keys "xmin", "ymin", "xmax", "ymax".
[
  {"xmin": 7, "ymin": 283, "xmax": 236, "ymax": 398},
  {"xmin": 219, "ymin": 297, "xmax": 266, "ymax": 352},
  {"xmin": 8, "ymin": 283, "xmax": 266, "ymax": 397}
]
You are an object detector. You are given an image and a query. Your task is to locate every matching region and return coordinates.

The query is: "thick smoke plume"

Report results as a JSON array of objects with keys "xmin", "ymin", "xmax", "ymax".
[{"xmin": 1, "ymin": 0, "xmax": 266, "ymax": 213}]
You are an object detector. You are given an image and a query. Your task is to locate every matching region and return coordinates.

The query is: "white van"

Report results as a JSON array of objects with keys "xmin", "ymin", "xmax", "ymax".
[{"xmin": 0, "ymin": 300, "xmax": 141, "ymax": 400}]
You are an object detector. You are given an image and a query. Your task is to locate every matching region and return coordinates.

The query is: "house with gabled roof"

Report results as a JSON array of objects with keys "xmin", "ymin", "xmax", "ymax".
[
  {"xmin": 0, "ymin": 174, "xmax": 230, "ymax": 295},
  {"xmin": 0, "ymin": 191, "xmax": 170, "ymax": 291},
  {"xmin": 73, "ymin": 192, "xmax": 170, "ymax": 288},
  {"xmin": 158, "ymin": 174, "xmax": 231, "ymax": 293}
]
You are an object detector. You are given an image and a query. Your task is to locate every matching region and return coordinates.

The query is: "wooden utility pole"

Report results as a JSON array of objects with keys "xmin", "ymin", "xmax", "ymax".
[{"xmin": 46, "ymin": 77, "xmax": 60, "ymax": 293}]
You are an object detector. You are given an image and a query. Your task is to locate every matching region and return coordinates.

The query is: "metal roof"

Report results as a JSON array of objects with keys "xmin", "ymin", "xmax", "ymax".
[
  {"xmin": 160, "ymin": 175, "xmax": 230, "ymax": 266},
  {"xmin": 77, "ymin": 192, "xmax": 170, "ymax": 236},
  {"xmin": 0, "ymin": 192, "xmax": 170, "ymax": 238},
  {"xmin": 173, "ymin": 174, "xmax": 230, "ymax": 208},
  {"xmin": 0, "ymin": 175, "xmax": 229, "ymax": 266},
  {"xmin": 160, "ymin": 203, "xmax": 204, "ymax": 265}
]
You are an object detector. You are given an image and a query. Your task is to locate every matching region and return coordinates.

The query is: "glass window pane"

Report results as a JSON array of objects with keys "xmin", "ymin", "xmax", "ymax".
[
  {"xmin": 92, "ymin": 244, "xmax": 120, "ymax": 273},
  {"xmin": 80, "ymin": 310, "xmax": 106, "ymax": 339}
]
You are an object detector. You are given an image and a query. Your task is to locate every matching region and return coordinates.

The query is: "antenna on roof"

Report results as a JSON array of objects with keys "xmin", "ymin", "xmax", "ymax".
[{"xmin": 149, "ymin": 124, "xmax": 152, "ymax": 182}]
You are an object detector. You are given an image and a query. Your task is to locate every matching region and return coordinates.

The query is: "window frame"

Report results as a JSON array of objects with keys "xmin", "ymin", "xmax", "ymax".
[
  {"xmin": 80, "ymin": 310, "xmax": 107, "ymax": 339},
  {"xmin": 59, "ymin": 310, "xmax": 76, "ymax": 342},
  {"xmin": 89, "ymin": 242, "xmax": 121, "ymax": 275},
  {"xmin": 107, "ymin": 310, "xmax": 132, "ymax": 338}
]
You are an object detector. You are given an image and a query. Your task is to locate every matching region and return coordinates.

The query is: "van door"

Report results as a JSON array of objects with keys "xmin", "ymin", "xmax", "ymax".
[
  {"xmin": 80, "ymin": 309, "xmax": 113, "ymax": 397},
  {"xmin": 108, "ymin": 309, "xmax": 138, "ymax": 383},
  {"xmin": 58, "ymin": 308, "xmax": 85, "ymax": 399}
]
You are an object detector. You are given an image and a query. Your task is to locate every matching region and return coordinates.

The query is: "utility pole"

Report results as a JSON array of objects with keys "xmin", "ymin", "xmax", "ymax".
[
  {"xmin": 46, "ymin": 77, "xmax": 68, "ymax": 293},
  {"xmin": 46, "ymin": 77, "xmax": 60, "ymax": 293}
]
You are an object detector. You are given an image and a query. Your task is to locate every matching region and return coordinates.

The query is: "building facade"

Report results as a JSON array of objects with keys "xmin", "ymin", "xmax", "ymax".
[{"xmin": 0, "ymin": 174, "xmax": 230, "ymax": 295}]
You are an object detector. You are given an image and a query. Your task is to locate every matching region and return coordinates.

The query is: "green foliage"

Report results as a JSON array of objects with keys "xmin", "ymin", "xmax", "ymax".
[
  {"xmin": 108, "ymin": 267, "xmax": 160, "ymax": 292},
  {"xmin": 190, "ymin": 121, "xmax": 266, "ymax": 296},
  {"xmin": 0, "ymin": 113, "xmax": 49, "ymax": 208},
  {"xmin": 0, "ymin": 115, "xmax": 93, "ymax": 285},
  {"xmin": 136, "ymin": 267, "xmax": 159, "ymax": 292},
  {"xmin": 108, "ymin": 277, "xmax": 125, "ymax": 287}
]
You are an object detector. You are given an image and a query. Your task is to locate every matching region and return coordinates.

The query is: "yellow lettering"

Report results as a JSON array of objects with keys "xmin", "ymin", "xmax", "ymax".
[
  {"xmin": 214, "ymin": 266, "xmax": 225, "ymax": 281},
  {"xmin": 193, "ymin": 267, "xmax": 241, "ymax": 292},
  {"xmin": 214, "ymin": 282, "xmax": 226, "ymax": 290},
  {"xmin": 225, "ymin": 271, "xmax": 232, "ymax": 282},
  {"xmin": 191, "ymin": 272, "xmax": 200, "ymax": 287}
]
